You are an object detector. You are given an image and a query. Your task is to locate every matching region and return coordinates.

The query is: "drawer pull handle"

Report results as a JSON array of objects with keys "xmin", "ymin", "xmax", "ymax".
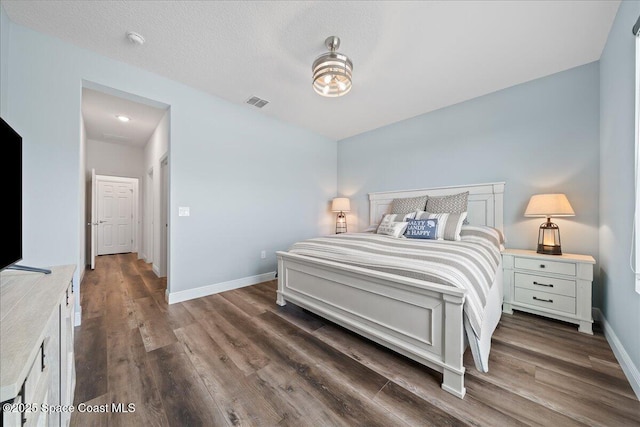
[
  {"xmin": 533, "ymin": 281, "xmax": 553, "ymax": 288},
  {"xmin": 539, "ymin": 264, "xmax": 546, "ymax": 269},
  {"xmin": 41, "ymin": 341, "xmax": 46, "ymax": 372},
  {"xmin": 533, "ymin": 296, "xmax": 553, "ymax": 303}
]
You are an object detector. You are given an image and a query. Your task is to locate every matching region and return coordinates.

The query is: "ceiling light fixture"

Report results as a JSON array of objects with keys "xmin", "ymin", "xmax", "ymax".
[
  {"xmin": 116, "ymin": 115, "xmax": 130, "ymax": 122},
  {"xmin": 126, "ymin": 31, "xmax": 145, "ymax": 45},
  {"xmin": 312, "ymin": 36, "xmax": 353, "ymax": 97}
]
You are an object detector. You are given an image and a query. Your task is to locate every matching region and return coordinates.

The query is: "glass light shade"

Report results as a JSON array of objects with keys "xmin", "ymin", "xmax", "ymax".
[
  {"xmin": 312, "ymin": 36, "xmax": 353, "ymax": 98},
  {"xmin": 331, "ymin": 197, "xmax": 351, "ymax": 212},
  {"xmin": 336, "ymin": 212, "xmax": 347, "ymax": 234},
  {"xmin": 537, "ymin": 220, "xmax": 562, "ymax": 255}
]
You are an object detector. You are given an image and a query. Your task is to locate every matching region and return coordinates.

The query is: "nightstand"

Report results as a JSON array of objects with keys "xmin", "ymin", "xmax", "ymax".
[{"xmin": 502, "ymin": 249, "xmax": 595, "ymax": 334}]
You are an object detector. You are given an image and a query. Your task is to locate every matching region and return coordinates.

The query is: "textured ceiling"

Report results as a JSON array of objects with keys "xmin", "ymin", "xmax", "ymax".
[
  {"xmin": 82, "ymin": 88, "xmax": 167, "ymax": 148},
  {"xmin": 3, "ymin": 1, "xmax": 620, "ymax": 141}
]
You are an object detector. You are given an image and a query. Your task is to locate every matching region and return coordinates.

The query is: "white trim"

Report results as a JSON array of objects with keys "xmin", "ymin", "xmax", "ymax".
[
  {"xmin": 75, "ymin": 309, "xmax": 82, "ymax": 327},
  {"xmin": 152, "ymin": 264, "xmax": 161, "ymax": 277},
  {"xmin": 635, "ymin": 32, "xmax": 640, "ymax": 294},
  {"xmin": 166, "ymin": 272, "xmax": 276, "ymax": 304},
  {"xmin": 593, "ymin": 308, "xmax": 640, "ymax": 400}
]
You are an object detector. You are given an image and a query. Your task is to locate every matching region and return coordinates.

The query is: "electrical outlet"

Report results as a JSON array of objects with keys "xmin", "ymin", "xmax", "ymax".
[{"xmin": 260, "ymin": 250, "xmax": 266, "ymax": 259}]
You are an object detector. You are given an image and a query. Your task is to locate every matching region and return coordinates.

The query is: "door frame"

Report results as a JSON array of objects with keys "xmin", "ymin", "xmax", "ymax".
[
  {"xmin": 90, "ymin": 168, "xmax": 96, "ymax": 269},
  {"xmin": 159, "ymin": 154, "xmax": 169, "ymax": 278},
  {"xmin": 145, "ymin": 167, "xmax": 154, "ymax": 264},
  {"xmin": 94, "ymin": 174, "xmax": 140, "ymax": 257}
]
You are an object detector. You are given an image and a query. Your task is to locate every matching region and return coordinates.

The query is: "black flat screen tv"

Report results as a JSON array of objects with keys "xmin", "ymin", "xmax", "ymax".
[{"xmin": 1, "ymin": 117, "xmax": 22, "ymax": 271}]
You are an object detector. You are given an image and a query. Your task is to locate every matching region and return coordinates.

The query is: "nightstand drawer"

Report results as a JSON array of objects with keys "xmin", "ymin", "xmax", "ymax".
[
  {"xmin": 514, "ymin": 288, "xmax": 575, "ymax": 314},
  {"xmin": 514, "ymin": 257, "xmax": 576, "ymax": 276},
  {"xmin": 514, "ymin": 273, "xmax": 576, "ymax": 297}
]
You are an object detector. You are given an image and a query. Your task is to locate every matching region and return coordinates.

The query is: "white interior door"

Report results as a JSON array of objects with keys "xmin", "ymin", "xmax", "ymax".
[
  {"xmin": 97, "ymin": 179, "xmax": 134, "ymax": 255},
  {"xmin": 90, "ymin": 168, "xmax": 97, "ymax": 269}
]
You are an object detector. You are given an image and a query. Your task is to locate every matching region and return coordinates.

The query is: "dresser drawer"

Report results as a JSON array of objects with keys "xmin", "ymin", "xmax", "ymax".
[
  {"xmin": 24, "ymin": 345, "xmax": 45, "ymax": 403},
  {"xmin": 514, "ymin": 257, "xmax": 576, "ymax": 276},
  {"xmin": 514, "ymin": 288, "xmax": 575, "ymax": 314},
  {"xmin": 514, "ymin": 273, "xmax": 576, "ymax": 297}
]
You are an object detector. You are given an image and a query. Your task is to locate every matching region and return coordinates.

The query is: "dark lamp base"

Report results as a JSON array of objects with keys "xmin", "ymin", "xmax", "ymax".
[{"xmin": 537, "ymin": 244, "xmax": 562, "ymax": 255}]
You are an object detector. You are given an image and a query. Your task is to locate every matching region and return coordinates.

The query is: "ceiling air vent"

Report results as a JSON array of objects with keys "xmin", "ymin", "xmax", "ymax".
[{"xmin": 245, "ymin": 96, "xmax": 269, "ymax": 108}]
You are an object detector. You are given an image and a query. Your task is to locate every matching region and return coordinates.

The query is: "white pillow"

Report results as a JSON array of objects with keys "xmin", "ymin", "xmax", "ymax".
[
  {"xmin": 375, "ymin": 212, "xmax": 416, "ymax": 228},
  {"xmin": 377, "ymin": 221, "xmax": 409, "ymax": 238},
  {"xmin": 376, "ymin": 214, "xmax": 410, "ymax": 238}
]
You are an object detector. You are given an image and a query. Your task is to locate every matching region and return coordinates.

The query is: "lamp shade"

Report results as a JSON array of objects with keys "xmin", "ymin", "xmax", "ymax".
[
  {"xmin": 524, "ymin": 194, "xmax": 575, "ymax": 218},
  {"xmin": 332, "ymin": 197, "xmax": 350, "ymax": 212}
]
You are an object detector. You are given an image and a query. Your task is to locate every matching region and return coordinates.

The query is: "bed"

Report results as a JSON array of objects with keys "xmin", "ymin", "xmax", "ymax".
[{"xmin": 276, "ymin": 182, "xmax": 505, "ymax": 398}]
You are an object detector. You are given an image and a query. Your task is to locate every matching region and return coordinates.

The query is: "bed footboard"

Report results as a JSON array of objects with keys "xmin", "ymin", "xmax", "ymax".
[{"xmin": 277, "ymin": 251, "xmax": 467, "ymax": 398}]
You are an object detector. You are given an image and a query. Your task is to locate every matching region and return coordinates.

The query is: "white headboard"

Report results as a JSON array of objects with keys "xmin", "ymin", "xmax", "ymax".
[{"xmin": 369, "ymin": 182, "xmax": 505, "ymax": 232}]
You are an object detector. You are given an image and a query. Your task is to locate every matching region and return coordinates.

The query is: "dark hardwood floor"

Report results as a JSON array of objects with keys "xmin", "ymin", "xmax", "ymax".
[{"xmin": 71, "ymin": 253, "xmax": 640, "ymax": 426}]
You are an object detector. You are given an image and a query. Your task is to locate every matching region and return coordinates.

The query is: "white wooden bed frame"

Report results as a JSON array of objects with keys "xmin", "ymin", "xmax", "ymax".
[{"xmin": 276, "ymin": 182, "xmax": 505, "ymax": 398}]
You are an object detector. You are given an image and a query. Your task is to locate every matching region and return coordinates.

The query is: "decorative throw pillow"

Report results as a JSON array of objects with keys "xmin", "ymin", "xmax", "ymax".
[
  {"xmin": 391, "ymin": 195, "xmax": 428, "ymax": 215},
  {"xmin": 376, "ymin": 218, "xmax": 409, "ymax": 238},
  {"xmin": 404, "ymin": 218, "xmax": 438, "ymax": 239},
  {"xmin": 425, "ymin": 191, "xmax": 469, "ymax": 214},
  {"xmin": 375, "ymin": 212, "xmax": 416, "ymax": 232},
  {"xmin": 415, "ymin": 211, "xmax": 467, "ymax": 241}
]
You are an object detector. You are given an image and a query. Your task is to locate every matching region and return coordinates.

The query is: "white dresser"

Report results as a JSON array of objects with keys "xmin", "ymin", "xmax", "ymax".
[
  {"xmin": 502, "ymin": 249, "xmax": 595, "ymax": 334},
  {"xmin": 1, "ymin": 265, "xmax": 76, "ymax": 427}
]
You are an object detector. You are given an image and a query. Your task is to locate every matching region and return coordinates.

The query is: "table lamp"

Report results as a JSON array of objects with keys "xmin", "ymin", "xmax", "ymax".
[
  {"xmin": 331, "ymin": 197, "xmax": 350, "ymax": 234},
  {"xmin": 524, "ymin": 193, "xmax": 575, "ymax": 255}
]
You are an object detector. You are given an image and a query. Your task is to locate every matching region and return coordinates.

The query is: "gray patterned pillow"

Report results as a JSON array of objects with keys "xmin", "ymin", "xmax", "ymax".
[
  {"xmin": 390, "ymin": 195, "xmax": 428, "ymax": 214},
  {"xmin": 425, "ymin": 191, "xmax": 469, "ymax": 214}
]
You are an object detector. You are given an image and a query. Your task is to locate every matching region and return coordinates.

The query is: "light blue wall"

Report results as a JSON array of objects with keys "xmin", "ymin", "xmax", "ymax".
[
  {"xmin": 1, "ymin": 5, "xmax": 9, "ymax": 116},
  {"xmin": 339, "ymin": 62, "xmax": 600, "ymax": 284},
  {"xmin": 3, "ymin": 16, "xmax": 337, "ymax": 295},
  {"xmin": 599, "ymin": 0, "xmax": 640, "ymax": 382}
]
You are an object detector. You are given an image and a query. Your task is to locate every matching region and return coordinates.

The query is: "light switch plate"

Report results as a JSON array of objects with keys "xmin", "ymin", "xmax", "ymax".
[{"xmin": 178, "ymin": 207, "xmax": 190, "ymax": 217}]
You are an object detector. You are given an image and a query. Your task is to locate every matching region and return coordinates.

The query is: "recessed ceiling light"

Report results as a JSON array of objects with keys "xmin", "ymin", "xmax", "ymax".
[{"xmin": 116, "ymin": 115, "xmax": 130, "ymax": 122}]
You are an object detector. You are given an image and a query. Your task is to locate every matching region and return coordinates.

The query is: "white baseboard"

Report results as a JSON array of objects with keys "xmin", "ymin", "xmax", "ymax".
[
  {"xmin": 75, "ymin": 308, "xmax": 82, "ymax": 327},
  {"xmin": 166, "ymin": 271, "xmax": 276, "ymax": 304},
  {"xmin": 593, "ymin": 308, "xmax": 640, "ymax": 400},
  {"xmin": 152, "ymin": 264, "xmax": 160, "ymax": 276}
]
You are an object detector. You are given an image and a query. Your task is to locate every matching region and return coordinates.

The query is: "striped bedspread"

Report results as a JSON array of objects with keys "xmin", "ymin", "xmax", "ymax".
[{"xmin": 288, "ymin": 225, "xmax": 503, "ymax": 339}]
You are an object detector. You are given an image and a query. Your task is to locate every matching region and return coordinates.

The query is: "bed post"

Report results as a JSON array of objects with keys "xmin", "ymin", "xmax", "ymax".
[
  {"xmin": 276, "ymin": 254, "xmax": 286, "ymax": 306},
  {"xmin": 441, "ymin": 293, "xmax": 466, "ymax": 398}
]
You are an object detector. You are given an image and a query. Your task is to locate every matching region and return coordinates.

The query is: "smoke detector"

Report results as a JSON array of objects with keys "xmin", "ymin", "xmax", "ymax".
[{"xmin": 126, "ymin": 31, "xmax": 145, "ymax": 45}]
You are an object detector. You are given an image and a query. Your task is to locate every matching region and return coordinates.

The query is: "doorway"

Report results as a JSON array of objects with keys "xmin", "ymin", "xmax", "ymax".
[{"xmin": 81, "ymin": 82, "xmax": 170, "ymax": 280}]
